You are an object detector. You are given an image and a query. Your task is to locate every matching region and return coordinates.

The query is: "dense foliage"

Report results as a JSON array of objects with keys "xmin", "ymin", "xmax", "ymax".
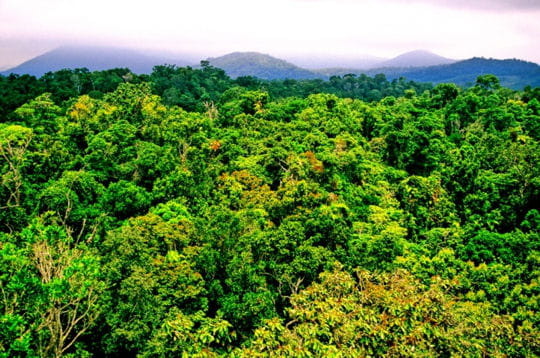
[
  {"xmin": 1, "ymin": 65, "xmax": 539, "ymax": 357},
  {"xmin": 1, "ymin": 64, "xmax": 431, "ymax": 118}
]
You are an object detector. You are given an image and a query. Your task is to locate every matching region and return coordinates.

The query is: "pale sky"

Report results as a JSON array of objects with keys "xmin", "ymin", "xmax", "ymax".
[{"xmin": 0, "ymin": 0, "xmax": 539, "ymax": 70}]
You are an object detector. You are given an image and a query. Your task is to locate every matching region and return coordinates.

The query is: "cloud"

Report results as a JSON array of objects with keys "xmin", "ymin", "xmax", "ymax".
[
  {"xmin": 295, "ymin": 0, "xmax": 540, "ymax": 11},
  {"xmin": 390, "ymin": 0, "xmax": 540, "ymax": 11},
  {"xmin": 0, "ymin": 0, "xmax": 539, "ymax": 67}
]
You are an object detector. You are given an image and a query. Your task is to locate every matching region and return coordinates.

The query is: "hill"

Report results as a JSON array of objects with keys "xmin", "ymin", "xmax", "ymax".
[
  {"xmin": 1, "ymin": 46, "xmax": 195, "ymax": 76},
  {"xmin": 3, "ymin": 47, "xmax": 540, "ymax": 89},
  {"xmin": 366, "ymin": 57, "xmax": 540, "ymax": 89},
  {"xmin": 379, "ymin": 50, "xmax": 456, "ymax": 68},
  {"xmin": 308, "ymin": 50, "xmax": 453, "ymax": 71},
  {"xmin": 207, "ymin": 52, "xmax": 320, "ymax": 80}
]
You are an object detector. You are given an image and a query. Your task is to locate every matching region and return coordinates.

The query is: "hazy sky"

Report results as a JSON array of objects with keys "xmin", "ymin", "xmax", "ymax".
[{"xmin": 1, "ymin": 0, "xmax": 539, "ymax": 69}]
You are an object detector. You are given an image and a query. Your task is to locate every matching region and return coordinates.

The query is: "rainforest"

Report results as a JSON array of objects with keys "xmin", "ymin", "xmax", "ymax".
[{"xmin": 1, "ymin": 65, "xmax": 539, "ymax": 357}]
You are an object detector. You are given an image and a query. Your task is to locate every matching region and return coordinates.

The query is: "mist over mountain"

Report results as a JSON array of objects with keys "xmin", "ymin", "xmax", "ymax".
[
  {"xmin": 294, "ymin": 50, "xmax": 455, "ymax": 71},
  {"xmin": 2, "ymin": 46, "xmax": 540, "ymax": 89},
  {"xmin": 1, "ymin": 46, "xmax": 196, "ymax": 77},
  {"xmin": 309, "ymin": 50, "xmax": 456, "ymax": 77}
]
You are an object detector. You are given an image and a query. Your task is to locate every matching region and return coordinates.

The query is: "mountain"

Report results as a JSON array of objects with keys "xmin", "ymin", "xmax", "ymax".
[
  {"xmin": 379, "ymin": 50, "xmax": 456, "ymax": 68},
  {"xmin": 296, "ymin": 50, "xmax": 453, "ymax": 70},
  {"xmin": 312, "ymin": 50, "xmax": 455, "ymax": 77},
  {"xmin": 3, "ymin": 46, "xmax": 539, "ymax": 89},
  {"xmin": 1, "ymin": 46, "xmax": 196, "ymax": 77},
  {"xmin": 366, "ymin": 57, "xmax": 540, "ymax": 89},
  {"xmin": 207, "ymin": 52, "xmax": 320, "ymax": 80}
]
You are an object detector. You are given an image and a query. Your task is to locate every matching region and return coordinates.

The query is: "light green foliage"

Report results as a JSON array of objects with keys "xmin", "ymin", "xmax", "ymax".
[
  {"xmin": 0, "ymin": 216, "xmax": 104, "ymax": 357},
  {"xmin": 39, "ymin": 170, "xmax": 104, "ymax": 232},
  {"xmin": 14, "ymin": 94, "xmax": 62, "ymax": 135},
  {"xmin": 142, "ymin": 309, "xmax": 235, "ymax": 357},
  {"xmin": 240, "ymin": 265, "xmax": 532, "ymax": 357},
  {"xmin": 0, "ymin": 124, "xmax": 34, "ymax": 230},
  {"xmin": 397, "ymin": 175, "xmax": 458, "ymax": 241},
  {"xmin": 0, "ymin": 125, "xmax": 33, "ymax": 203},
  {"xmin": 100, "ymin": 208, "xmax": 222, "ymax": 355}
]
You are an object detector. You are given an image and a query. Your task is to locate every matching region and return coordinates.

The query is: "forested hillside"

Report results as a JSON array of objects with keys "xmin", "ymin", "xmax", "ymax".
[
  {"xmin": 1, "ymin": 65, "xmax": 539, "ymax": 357},
  {"xmin": 367, "ymin": 58, "xmax": 540, "ymax": 89},
  {"xmin": 316, "ymin": 58, "xmax": 540, "ymax": 90},
  {"xmin": 206, "ymin": 52, "xmax": 319, "ymax": 80}
]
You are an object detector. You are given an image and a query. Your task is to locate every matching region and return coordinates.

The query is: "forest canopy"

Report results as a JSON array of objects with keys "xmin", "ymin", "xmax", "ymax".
[{"xmin": 0, "ymin": 65, "xmax": 539, "ymax": 357}]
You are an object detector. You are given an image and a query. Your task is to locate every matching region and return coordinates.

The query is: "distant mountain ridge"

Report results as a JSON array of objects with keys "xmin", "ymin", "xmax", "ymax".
[
  {"xmin": 363, "ymin": 57, "xmax": 540, "ymax": 89},
  {"xmin": 2, "ymin": 46, "xmax": 540, "ymax": 89},
  {"xmin": 287, "ymin": 50, "xmax": 454, "ymax": 70},
  {"xmin": 314, "ymin": 57, "xmax": 540, "ymax": 89},
  {"xmin": 1, "ymin": 46, "xmax": 195, "ymax": 77},
  {"xmin": 206, "ymin": 52, "xmax": 319, "ymax": 80}
]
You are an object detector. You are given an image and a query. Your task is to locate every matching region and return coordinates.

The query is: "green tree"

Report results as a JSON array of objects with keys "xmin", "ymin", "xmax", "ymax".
[
  {"xmin": 0, "ymin": 216, "xmax": 104, "ymax": 357},
  {"xmin": 240, "ymin": 265, "xmax": 532, "ymax": 357}
]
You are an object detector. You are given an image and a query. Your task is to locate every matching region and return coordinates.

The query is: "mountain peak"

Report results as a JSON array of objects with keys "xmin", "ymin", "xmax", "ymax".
[
  {"xmin": 1, "ymin": 45, "xmax": 194, "ymax": 76},
  {"xmin": 401, "ymin": 49, "xmax": 439, "ymax": 56},
  {"xmin": 379, "ymin": 50, "xmax": 456, "ymax": 68},
  {"xmin": 207, "ymin": 52, "xmax": 319, "ymax": 80},
  {"xmin": 208, "ymin": 51, "xmax": 293, "ymax": 64}
]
